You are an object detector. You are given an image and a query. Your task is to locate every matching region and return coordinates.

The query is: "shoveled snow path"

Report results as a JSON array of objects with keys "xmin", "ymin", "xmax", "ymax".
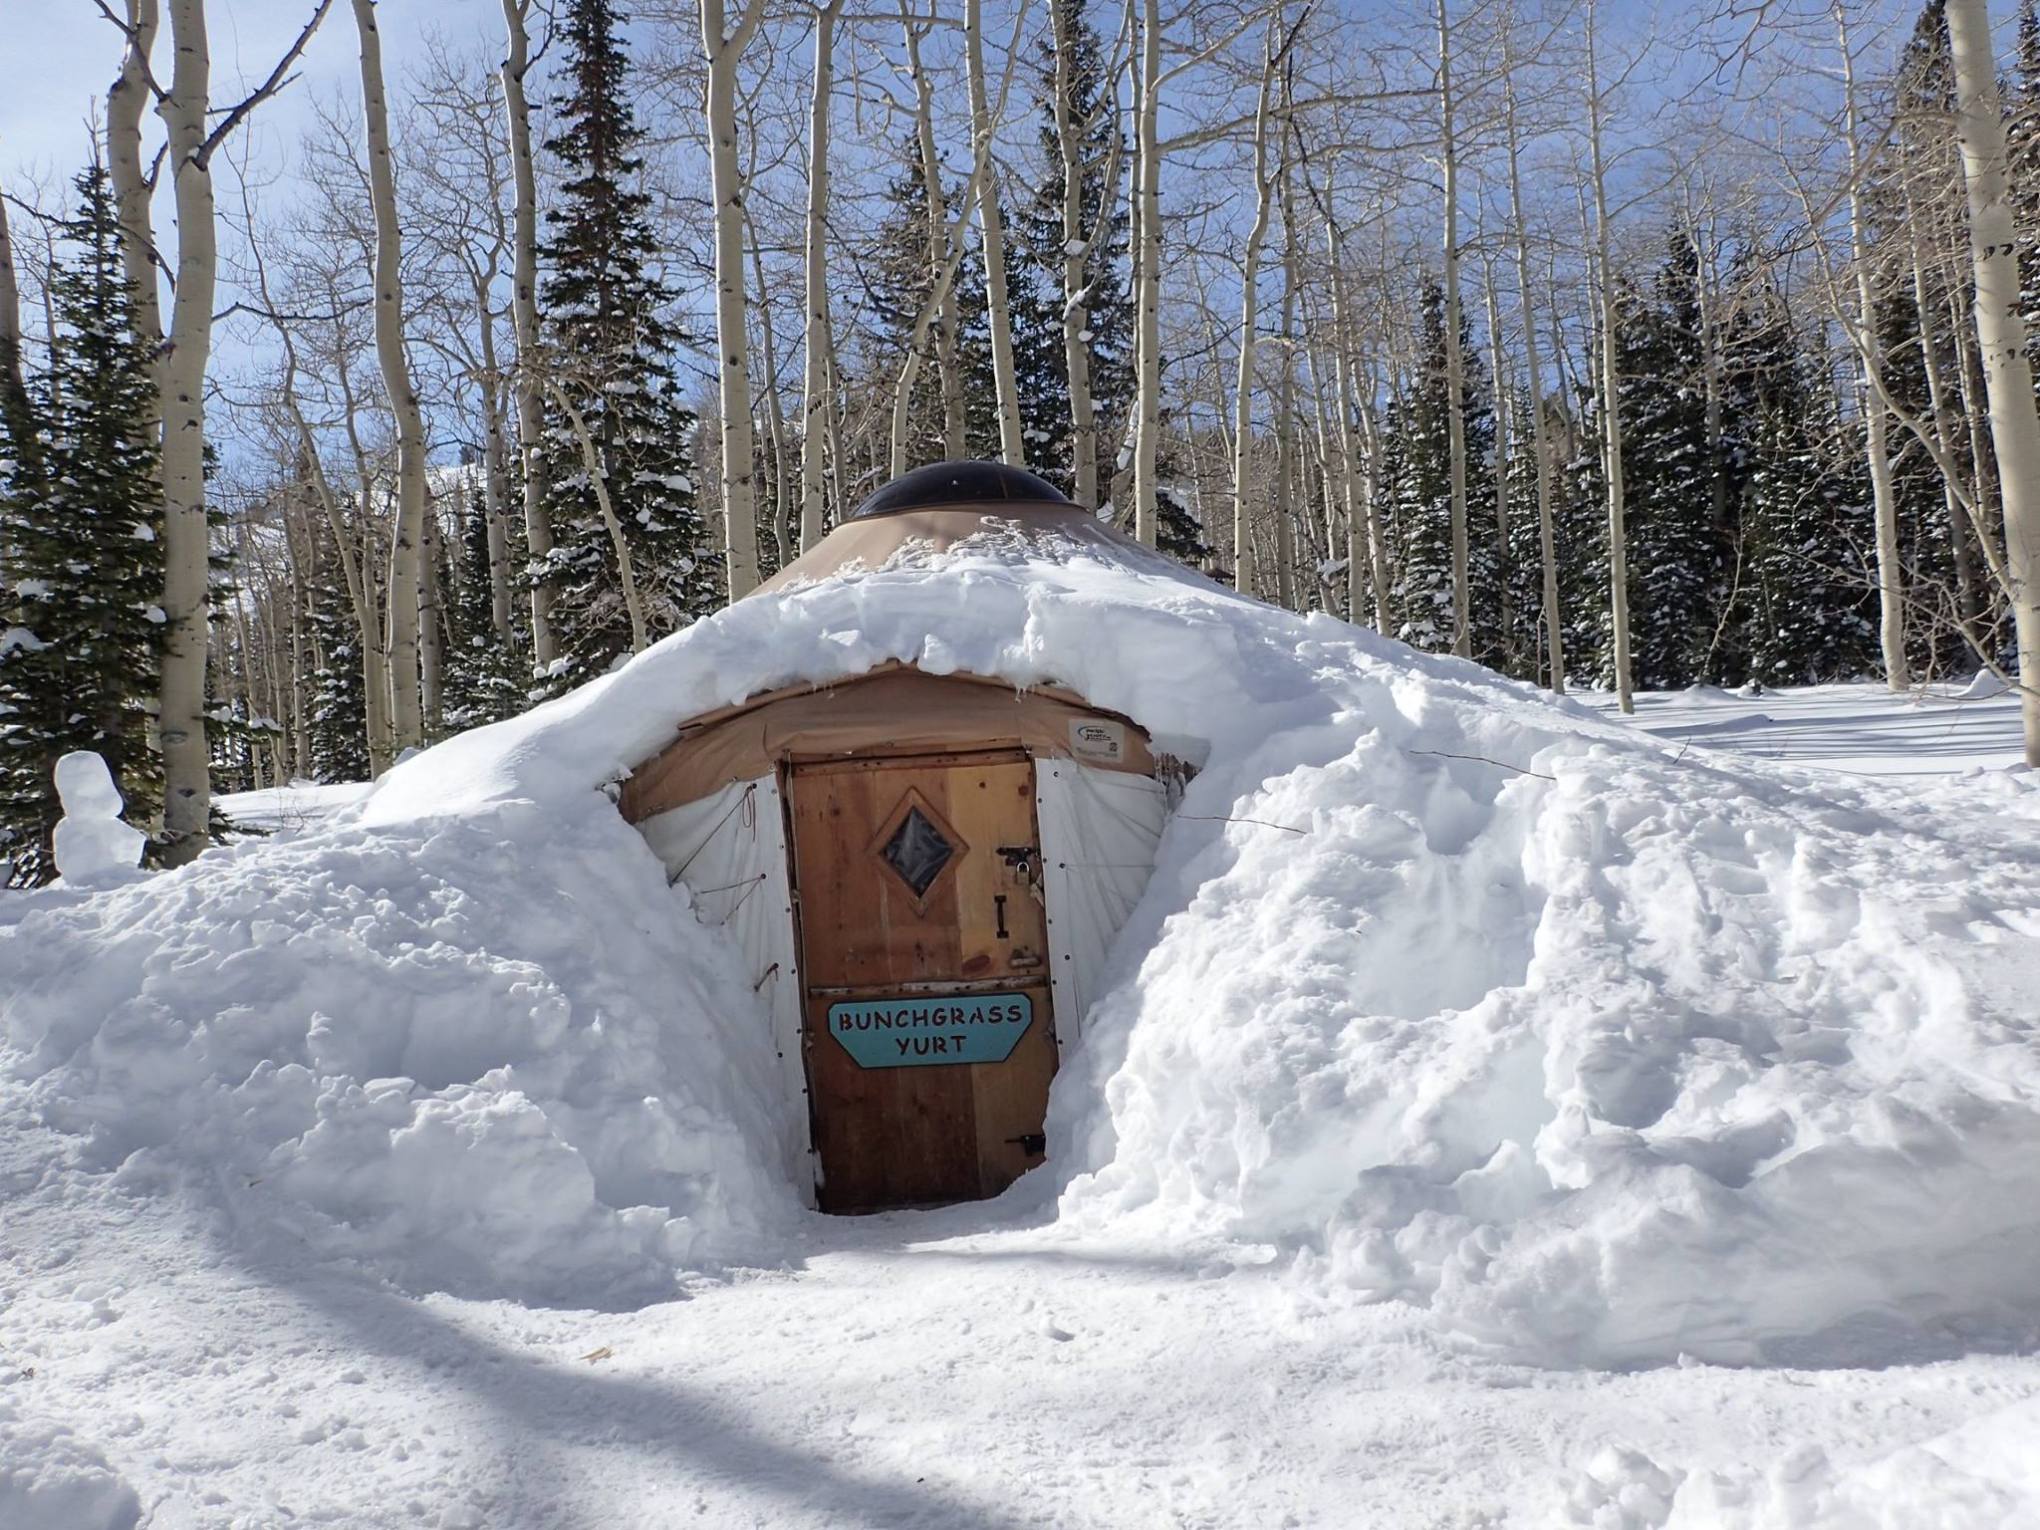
[{"xmin": 4, "ymin": 1111, "xmax": 2036, "ymax": 1529}]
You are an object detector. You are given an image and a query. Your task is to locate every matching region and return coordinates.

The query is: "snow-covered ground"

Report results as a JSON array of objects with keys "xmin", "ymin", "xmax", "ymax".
[
  {"xmin": 5, "ymin": 531, "xmax": 2037, "ymax": 1530},
  {"xmin": 1602, "ymin": 677, "xmax": 2028, "ymax": 778}
]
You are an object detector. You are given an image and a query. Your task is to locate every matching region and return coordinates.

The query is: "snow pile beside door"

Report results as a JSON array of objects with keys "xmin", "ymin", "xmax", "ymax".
[{"xmin": 0, "ymin": 793, "xmax": 795, "ymax": 1304}]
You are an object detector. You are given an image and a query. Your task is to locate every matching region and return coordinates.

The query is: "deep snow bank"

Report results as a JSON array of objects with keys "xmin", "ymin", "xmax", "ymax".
[
  {"xmin": 0, "ymin": 794, "xmax": 792, "ymax": 1303},
  {"xmin": 6, "ymin": 517, "xmax": 2039, "ymax": 1362}
]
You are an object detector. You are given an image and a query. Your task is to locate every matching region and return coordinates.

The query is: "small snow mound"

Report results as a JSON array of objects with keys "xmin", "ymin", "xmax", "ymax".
[
  {"xmin": 51, "ymin": 752, "xmax": 145, "ymax": 882},
  {"xmin": 1638, "ymin": 1397, "xmax": 2040, "ymax": 1527},
  {"xmin": 1678, "ymin": 683, "xmax": 1739, "ymax": 703},
  {"xmin": 0, "ymin": 1402, "xmax": 141, "ymax": 1530},
  {"xmin": 1563, "ymin": 1444, "xmax": 1680, "ymax": 1528},
  {"xmin": 1955, "ymin": 670, "xmax": 2011, "ymax": 700}
]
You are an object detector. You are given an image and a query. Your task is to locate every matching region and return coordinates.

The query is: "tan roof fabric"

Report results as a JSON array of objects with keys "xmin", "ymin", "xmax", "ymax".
[
  {"xmin": 754, "ymin": 502, "xmax": 1162, "ymax": 596},
  {"xmin": 619, "ymin": 667, "xmax": 1157, "ymax": 823}
]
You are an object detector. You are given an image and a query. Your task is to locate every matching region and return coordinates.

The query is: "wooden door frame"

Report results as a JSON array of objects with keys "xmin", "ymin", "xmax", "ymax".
[{"xmin": 779, "ymin": 747, "xmax": 1053, "ymax": 1209}]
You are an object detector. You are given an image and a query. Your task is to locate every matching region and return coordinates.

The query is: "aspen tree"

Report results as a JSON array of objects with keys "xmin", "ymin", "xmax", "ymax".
[
  {"xmin": 0, "ymin": 187, "xmax": 17, "ymax": 363},
  {"xmin": 967, "ymin": 0, "xmax": 1028, "ymax": 465},
  {"xmin": 1272, "ymin": 118, "xmax": 1301, "ymax": 610},
  {"xmin": 802, "ymin": 0, "xmax": 847, "ymax": 550},
  {"xmin": 239, "ymin": 175, "xmax": 397, "ymax": 774},
  {"xmin": 701, "ymin": 0, "xmax": 773, "ymax": 600},
  {"xmin": 1129, "ymin": 0, "xmax": 1163, "ymax": 543},
  {"xmin": 152, "ymin": 0, "xmax": 335, "ymax": 858},
  {"xmin": 104, "ymin": 0, "xmax": 162, "ymax": 435},
  {"xmin": 1835, "ymin": 1, "xmax": 1909, "ymax": 690},
  {"xmin": 548, "ymin": 382, "xmax": 650, "ymax": 654},
  {"xmin": 351, "ymin": 0, "xmax": 429, "ymax": 752},
  {"xmin": 1944, "ymin": 0, "xmax": 2040, "ymax": 764},
  {"xmin": 1479, "ymin": 248, "xmax": 1513, "ymax": 665},
  {"xmin": 901, "ymin": 12, "xmax": 968, "ymax": 461},
  {"xmin": 1501, "ymin": 24, "xmax": 1563, "ymax": 691},
  {"xmin": 501, "ymin": 0, "xmax": 556, "ymax": 664},
  {"xmin": 1584, "ymin": 0, "xmax": 1633, "ymax": 712},
  {"xmin": 1436, "ymin": 0, "xmax": 1471, "ymax": 658},
  {"xmin": 1232, "ymin": 26, "xmax": 1284, "ymax": 598},
  {"xmin": 1051, "ymin": 0, "xmax": 1102, "ymax": 504}
]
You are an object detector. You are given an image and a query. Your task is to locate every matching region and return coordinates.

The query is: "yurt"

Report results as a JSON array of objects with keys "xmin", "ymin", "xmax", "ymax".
[{"xmin": 616, "ymin": 461, "xmax": 1193, "ymax": 1213}]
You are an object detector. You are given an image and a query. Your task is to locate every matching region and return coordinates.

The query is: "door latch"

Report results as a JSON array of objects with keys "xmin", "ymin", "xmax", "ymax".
[
  {"xmin": 998, "ymin": 845, "xmax": 1039, "ymax": 878},
  {"xmin": 1004, "ymin": 1133, "xmax": 1046, "ymax": 1156}
]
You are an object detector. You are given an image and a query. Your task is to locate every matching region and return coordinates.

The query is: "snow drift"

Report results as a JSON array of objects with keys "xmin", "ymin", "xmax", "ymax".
[{"xmin": 5, "ymin": 516, "xmax": 2039, "ymax": 1365}]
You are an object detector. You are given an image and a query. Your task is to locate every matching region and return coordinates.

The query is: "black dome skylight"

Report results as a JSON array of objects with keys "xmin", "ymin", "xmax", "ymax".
[{"xmin": 848, "ymin": 460, "xmax": 1074, "ymax": 521}]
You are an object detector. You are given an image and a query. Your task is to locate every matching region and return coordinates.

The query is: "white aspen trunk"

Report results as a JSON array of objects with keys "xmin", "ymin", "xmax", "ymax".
[
  {"xmin": 967, "ymin": 0, "xmax": 1027, "ymax": 465},
  {"xmin": 107, "ymin": 0, "xmax": 163, "ymax": 367},
  {"xmin": 1304, "ymin": 336, "xmax": 1347, "ymax": 609},
  {"xmin": 0, "ymin": 182, "xmax": 21, "ymax": 401},
  {"xmin": 477, "ymin": 293, "xmax": 514, "ymax": 638},
  {"xmin": 157, "ymin": 0, "xmax": 220, "ymax": 858},
  {"xmin": 550, "ymin": 383, "xmax": 650, "ymax": 653},
  {"xmin": 1481, "ymin": 253, "xmax": 1513, "ymax": 665},
  {"xmin": 889, "ymin": 147, "xmax": 998, "ymax": 478},
  {"xmin": 745, "ymin": 209, "xmax": 793, "ymax": 571},
  {"xmin": 352, "ymin": 0, "xmax": 427, "ymax": 752},
  {"xmin": 1272, "ymin": 145, "xmax": 1300, "ymax": 610},
  {"xmin": 0, "ymin": 182, "xmax": 25, "ymax": 582},
  {"xmin": 501, "ymin": 0, "xmax": 555, "ymax": 665},
  {"xmin": 1325, "ymin": 231, "xmax": 1372, "ymax": 626},
  {"xmin": 106, "ymin": 0, "xmax": 168, "ymax": 795},
  {"xmin": 1130, "ymin": 0, "xmax": 1163, "ymax": 544},
  {"xmin": 1585, "ymin": 0, "xmax": 1633, "ymax": 712},
  {"xmin": 1691, "ymin": 219, "xmax": 1729, "ymax": 664},
  {"xmin": 703, "ymin": 0, "xmax": 770, "ymax": 600},
  {"xmin": 1910, "ymin": 211, "xmax": 1991, "ymax": 648},
  {"xmin": 257, "ymin": 241, "xmax": 394, "ymax": 772},
  {"xmin": 1503, "ymin": 50, "xmax": 1563, "ymax": 691},
  {"xmin": 1052, "ymin": 0, "xmax": 1099, "ymax": 504},
  {"xmin": 1437, "ymin": 0, "xmax": 1471, "ymax": 658},
  {"xmin": 1836, "ymin": 2, "xmax": 1909, "ymax": 691},
  {"xmin": 800, "ymin": 0, "xmax": 844, "ymax": 550},
  {"xmin": 1232, "ymin": 43, "xmax": 1281, "ymax": 597},
  {"xmin": 1945, "ymin": 0, "xmax": 2040, "ymax": 765},
  {"xmin": 419, "ymin": 494, "xmax": 444, "ymax": 731},
  {"xmin": 902, "ymin": 18, "xmax": 966, "ymax": 461}
]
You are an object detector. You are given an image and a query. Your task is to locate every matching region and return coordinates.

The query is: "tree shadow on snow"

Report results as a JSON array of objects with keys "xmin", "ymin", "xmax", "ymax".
[{"xmin": 233, "ymin": 1246, "xmax": 1048, "ymax": 1530}]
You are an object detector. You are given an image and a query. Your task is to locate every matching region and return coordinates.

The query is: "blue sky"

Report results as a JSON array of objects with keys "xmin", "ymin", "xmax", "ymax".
[{"xmin": 0, "ymin": 0, "xmax": 505, "ymax": 191}]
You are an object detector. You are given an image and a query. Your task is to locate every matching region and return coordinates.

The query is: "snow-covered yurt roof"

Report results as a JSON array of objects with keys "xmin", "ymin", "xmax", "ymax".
[
  {"xmin": 5, "ymin": 459, "xmax": 2039, "ymax": 1372},
  {"xmin": 619, "ymin": 463, "xmax": 1172, "ymax": 820}
]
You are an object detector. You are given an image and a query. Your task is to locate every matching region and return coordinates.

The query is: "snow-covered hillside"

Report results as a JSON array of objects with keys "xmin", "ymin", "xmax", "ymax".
[{"xmin": 5, "ymin": 528, "xmax": 2038, "ymax": 1527}]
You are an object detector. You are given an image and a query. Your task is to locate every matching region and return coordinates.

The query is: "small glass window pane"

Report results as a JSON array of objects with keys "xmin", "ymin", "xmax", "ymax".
[{"xmin": 881, "ymin": 806, "xmax": 954, "ymax": 897}]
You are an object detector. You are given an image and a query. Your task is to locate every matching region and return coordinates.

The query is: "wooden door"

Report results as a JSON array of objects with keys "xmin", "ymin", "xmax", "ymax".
[{"xmin": 786, "ymin": 750, "xmax": 1058, "ymax": 1212}]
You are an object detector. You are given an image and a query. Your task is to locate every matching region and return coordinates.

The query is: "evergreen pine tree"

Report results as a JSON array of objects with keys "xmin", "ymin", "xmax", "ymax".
[
  {"xmin": 0, "ymin": 161, "xmax": 163, "ymax": 884},
  {"xmin": 1014, "ymin": 0, "xmax": 1134, "ymax": 494},
  {"xmin": 1379, "ymin": 280, "xmax": 1496, "ymax": 655},
  {"xmin": 1708, "ymin": 254, "xmax": 1877, "ymax": 682},
  {"xmin": 860, "ymin": 137, "xmax": 1013, "ymax": 468},
  {"xmin": 1611, "ymin": 234, "xmax": 1722, "ymax": 690},
  {"xmin": 535, "ymin": 0, "xmax": 711, "ymax": 697},
  {"xmin": 443, "ymin": 484, "xmax": 527, "ymax": 731},
  {"xmin": 304, "ymin": 537, "xmax": 371, "ymax": 784}
]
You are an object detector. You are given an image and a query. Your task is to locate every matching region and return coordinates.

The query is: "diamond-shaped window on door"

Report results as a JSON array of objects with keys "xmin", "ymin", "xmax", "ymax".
[{"xmin": 880, "ymin": 804, "xmax": 955, "ymax": 898}]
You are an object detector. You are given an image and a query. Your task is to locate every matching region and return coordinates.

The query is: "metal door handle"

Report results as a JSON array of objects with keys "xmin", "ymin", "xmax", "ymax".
[{"xmin": 994, "ymin": 893, "xmax": 1008, "ymax": 939}]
